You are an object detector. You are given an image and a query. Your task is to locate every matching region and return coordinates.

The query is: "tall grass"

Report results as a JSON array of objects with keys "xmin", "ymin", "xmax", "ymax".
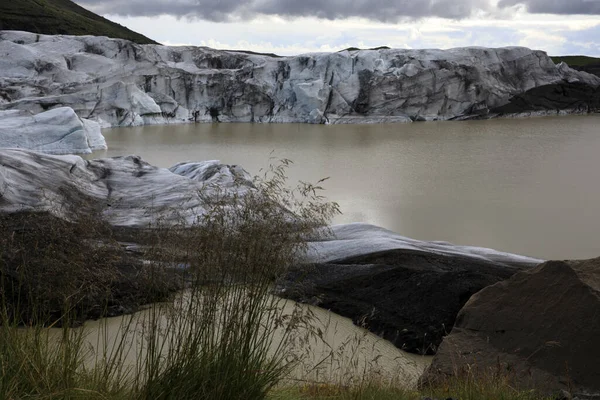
[
  {"xmin": 0, "ymin": 160, "xmax": 340, "ymax": 399},
  {"xmin": 0, "ymin": 209, "xmax": 136, "ymax": 398},
  {"xmin": 131, "ymin": 161, "xmax": 339, "ymax": 399}
]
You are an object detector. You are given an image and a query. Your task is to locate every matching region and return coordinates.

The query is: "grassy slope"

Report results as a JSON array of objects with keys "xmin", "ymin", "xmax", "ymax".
[
  {"xmin": 551, "ymin": 55, "xmax": 600, "ymax": 77},
  {"xmin": 551, "ymin": 55, "xmax": 600, "ymax": 67},
  {"xmin": 0, "ymin": 0, "xmax": 158, "ymax": 44},
  {"xmin": 339, "ymin": 46, "xmax": 391, "ymax": 52}
]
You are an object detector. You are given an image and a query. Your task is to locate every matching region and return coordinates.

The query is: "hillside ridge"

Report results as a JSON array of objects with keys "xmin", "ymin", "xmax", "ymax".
[{"xmin": 0, "ymin": 0, "xmax": 158, "ymax": 44}]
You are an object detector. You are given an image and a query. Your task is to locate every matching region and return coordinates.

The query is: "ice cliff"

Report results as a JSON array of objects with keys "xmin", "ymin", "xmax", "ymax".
[{"xmin": 1, "ymin": 30, "xmax": 599, "ymax": 154}]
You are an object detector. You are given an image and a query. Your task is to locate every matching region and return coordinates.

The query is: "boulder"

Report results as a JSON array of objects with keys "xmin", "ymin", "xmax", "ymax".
[
  {"xmin": 0, "ymin": 107, "xmax": 106, "ymax": 154},
  {"xmin": 421, "ymin": 258, "xmax": 600, "ymax": 398},
  {"xmin": 278, "ymin": 223, "xmax": 541, "ymax": 355},
  {"xmin": 0, "ymin": 31, "xmax": 599, "ymax": 132}
]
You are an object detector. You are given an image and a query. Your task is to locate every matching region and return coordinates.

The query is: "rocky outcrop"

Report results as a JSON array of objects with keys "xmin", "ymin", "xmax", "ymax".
[
  {"xmin": 0, "ymin": 107, "xmax": 106, "ymax": 154},
  {"xmin": 278, "ymin": 223, "xmax": 541, "ymax": 355},
  {"xmin": 566, "ymin": 63, "xmax": 600, "ymax": 79},
  {"xmin": 461, "ymin": 81, "xmax": 600, "ymax": 119},
  {"xmin": 421, "ymin": 258, "xmax": 600, "ymax": 398},
  {"xmin": 0, "ymin": 31, "xmax": 598, "ymax": 150}
]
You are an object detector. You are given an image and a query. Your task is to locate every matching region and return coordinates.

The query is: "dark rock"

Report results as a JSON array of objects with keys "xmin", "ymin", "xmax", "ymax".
[
  {"xmin": 570, "ymin": 64, "xmax": 600, "ymax": 78},
  {"xmin": 421, "ymin": 258, "xmax": 600, "ymax": 399},
  {"xmin": 279, "ymin": 248, "xmax": 536, "ymax": 355},
  {"xmin": 489, "ymin": 82, "xmax": 600, "ymax": 115},
  {"xmin": 0, "ymin": 211, "xmax": 184, "ymax": 326}
]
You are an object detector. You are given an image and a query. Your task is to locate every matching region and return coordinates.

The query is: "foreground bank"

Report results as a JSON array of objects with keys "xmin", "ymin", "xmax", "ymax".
[
  {"xmin": 3, "ymin": 149, "xmax": 599, "ymax": 397},
  {"xmin": 1, "ymin": 30, "xmax": 600, "ymax": 154}
]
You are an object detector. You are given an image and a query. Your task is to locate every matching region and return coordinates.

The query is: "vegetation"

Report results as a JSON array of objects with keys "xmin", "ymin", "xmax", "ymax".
[
  {"xmin": 551, "ymin": 55, "xmax": 600, "ymax": 78},
  {"xmin": 0, "ymin": 161, "xmax": 558, "ymax": 399},
  {"xmin": 339, "ymin": 46, "xmax": 391, "ymax": 52},
  {"xmin": 271, "ymin": 382, "xmax": 552, "ymax": 400},
  {"xmin": 226, "ymin": 49, "xmax": 283, "ymax": 58},
  {"xmin": 0, "ymin": 210, "xmax": 180, "ymax": 325},
  {"xmin": 0, "ymin": 161, "xmax": 338, "ymax": 399},
  {"xmin": 551, "ymin": 55, "xmax": 600, "ymax": 67},
  {"xmin": 0, "ymin": 0, "xmax": 158, "ymax": 44}
]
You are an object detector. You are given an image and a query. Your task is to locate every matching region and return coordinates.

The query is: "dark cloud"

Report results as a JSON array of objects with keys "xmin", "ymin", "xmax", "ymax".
[
  {"xmin": 250, "ymin": 0, "xmax": 491, "ymax": 21},
  {"xmin": 498, "ymin": 0, "xmax": 600, "ymax": 15},
  {"xmin": 76, "ymin": 0, "xmax": 244, "ymax": 21},
  {"xmin": 75, "ymin": 0, "xmax": 493, "ymax": 21},
  {"xmin": 77, "ymin": 0, "xmax": 600, "ymax": 21}
]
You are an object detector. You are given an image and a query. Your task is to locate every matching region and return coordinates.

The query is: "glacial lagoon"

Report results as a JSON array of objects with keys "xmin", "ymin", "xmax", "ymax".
[{"xmin": 89, "ymin": 115, "xmax": 600, "ymax": 261}]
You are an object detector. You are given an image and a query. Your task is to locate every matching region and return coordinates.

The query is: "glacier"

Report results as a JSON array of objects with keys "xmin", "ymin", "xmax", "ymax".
[
  {"xmin": 0, "ymin": 107, "xmax": 106, "ymax": 154},
  {"xmin": 0, "ymin": 31, "xmax": 599, "ymax": 154}
]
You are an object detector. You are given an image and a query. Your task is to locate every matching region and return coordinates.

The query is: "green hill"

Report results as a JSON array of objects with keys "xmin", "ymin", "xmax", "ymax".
[
  {"xmin": 551, "ymin": 55, "xmax": 600, "ymax": 78},
  {"xmin": 0, "ymin": 0, "xmax": 158, "ymax": 44},
  {"xmin": 551, "ymin": 55, "xmax": 600, "ymax": 67}
]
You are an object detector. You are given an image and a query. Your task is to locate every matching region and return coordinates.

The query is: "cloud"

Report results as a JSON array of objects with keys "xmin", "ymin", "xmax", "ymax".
[
  {"xmin": 559, "ymin": 23, "xmax": 600, "ymax": 54},
  {"xmin": 77, "ymin": 0, "xmax": 600, "ymax": 22},
  {"xmin": 75, "ymin": 0, "xmax": 493, "ymax": 22},
  {"xmin": 498, "ymin": 0, "xmax": 600, "ymax": 15},
  {"xmin": 105, "ymin": 12, "xmax": 600, "ymax": 57},
  {"xmin": 78, "ymin": 0, "xmax": 243, "ymax": 21}
]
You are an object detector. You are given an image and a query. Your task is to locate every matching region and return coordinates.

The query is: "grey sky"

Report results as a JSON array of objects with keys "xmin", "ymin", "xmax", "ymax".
[
  {"xmin": 75, "ymin": 0, "xmax": 600, "ymax": 57},
  {"xmin": 77, "ymin": 0, "xmax": 600, "ymax": 21},
  {"xmin": 76, "ymin": 0, "xmax": 491, "ymax": 21},
  {"xmin": 499, "ymin": 0, "xmax": 600, "ymax": 15}
]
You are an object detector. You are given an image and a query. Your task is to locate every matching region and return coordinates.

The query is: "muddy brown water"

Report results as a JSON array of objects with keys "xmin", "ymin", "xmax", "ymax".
[
  {"xmin": 48, "ymin": 295, "xmax": 431, "ymax": 388},
  {"xmin": 90, "ymin": 115, "xmax": 600, "ymax": 260},
  {"xmin": 77, "ymin": 115, "xmax": 600, "ymax": 387}
]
